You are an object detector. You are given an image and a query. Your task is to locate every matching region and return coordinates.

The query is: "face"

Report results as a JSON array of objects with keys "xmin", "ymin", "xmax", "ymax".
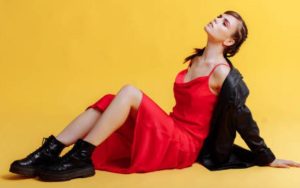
[{"xmin": 204, "ymin": 13, "xmax": 241, "ymax": 47}]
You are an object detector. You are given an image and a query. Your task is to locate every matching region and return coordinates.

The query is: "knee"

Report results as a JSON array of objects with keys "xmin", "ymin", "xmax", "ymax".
[{"xmin": 119, "ymin": 84, "xmax": 142, "ymax": 103}]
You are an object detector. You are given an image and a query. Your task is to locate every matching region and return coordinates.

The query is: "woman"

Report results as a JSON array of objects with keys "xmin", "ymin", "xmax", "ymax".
[{"xmin": 10, "ymin": 10, "xmax": 300, "ymax": 181}]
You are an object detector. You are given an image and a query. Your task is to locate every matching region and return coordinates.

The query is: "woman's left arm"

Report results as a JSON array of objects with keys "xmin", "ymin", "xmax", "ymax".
[{"xmin": 234, "ymin": 104, "xmax": 300, "ymax": 168}]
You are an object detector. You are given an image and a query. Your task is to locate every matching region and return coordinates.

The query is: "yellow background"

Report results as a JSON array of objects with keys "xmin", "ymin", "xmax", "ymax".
[{"xmin": 1, "ymin": 0, "xmax": 299, "ymax": 187}]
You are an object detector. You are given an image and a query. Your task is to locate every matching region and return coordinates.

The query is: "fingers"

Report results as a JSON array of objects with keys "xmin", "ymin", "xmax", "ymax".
[
  {"xmin": 288, "ymin": 161, "xmax": 300, "ymax": 167},
  {"xmin": 268, "ymin": 159, "xmax": 300, "ymax": 168},
  {"xmin": 269, "ymin": 163, "xmax": 290, "ymax": 168},
  {"xmin": 281, "ymin": 160, "xmax": 300, "ymax": 168},
  {"xmin": 276, "ymin": 164, "xmax": 290, "ymax": 168}
]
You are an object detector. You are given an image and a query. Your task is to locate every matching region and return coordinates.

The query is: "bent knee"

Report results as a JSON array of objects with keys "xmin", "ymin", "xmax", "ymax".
[
  {"xmin": 119, "ymin": 84, "xmax": 142, "ymax": 105},
  {"xmin": 120, "ymin": 84, "xmax": 140, "ymax": 96}
]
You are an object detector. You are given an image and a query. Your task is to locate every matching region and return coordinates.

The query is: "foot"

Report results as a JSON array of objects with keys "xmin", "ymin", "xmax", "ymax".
[
  {"xmin": 9, "ymin": 135, "xmax": 66, "ymax": 177},
  {"xmin": 37, "ymin": 139, "xmax": 96, "ymax": 181}
]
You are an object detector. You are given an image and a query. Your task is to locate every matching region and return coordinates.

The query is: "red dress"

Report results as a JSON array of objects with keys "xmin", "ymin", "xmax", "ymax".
[{"xmin": 85, "ymin": 62, "xmax": 230, "ymax": 174}]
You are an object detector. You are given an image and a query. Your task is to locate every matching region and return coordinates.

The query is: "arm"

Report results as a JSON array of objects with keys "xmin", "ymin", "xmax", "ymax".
[
  {"xmin": 234, "ymin": 104, "xmax": 300, "ymax": 168},
  {"xmin": 215, "ymin": 67, "xmax": 300, "ymax": 168},
  {"xmin": 234, "ymin": 104, "xmax": 276, "ymax": 166}
]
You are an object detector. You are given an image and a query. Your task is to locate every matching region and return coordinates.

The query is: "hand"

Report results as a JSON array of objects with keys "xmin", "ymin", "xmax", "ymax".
[{"xmin": 268, "ymin": 158, "xmax": 300, "ymax": 168}]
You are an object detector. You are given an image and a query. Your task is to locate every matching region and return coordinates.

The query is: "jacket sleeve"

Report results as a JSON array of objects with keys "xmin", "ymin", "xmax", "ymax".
[{"xmin": 233, "ymin": 103, "xmax": 276, "ymax": 166}]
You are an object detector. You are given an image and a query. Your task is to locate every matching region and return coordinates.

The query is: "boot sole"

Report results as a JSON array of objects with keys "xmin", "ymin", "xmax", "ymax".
[
  {"xmin": 37, "ymin": 166, "xmax": 95, "ymax": 181},
  {"xmin": 9, "ymin": 164, "xmax": 37, "ymax": 177}
]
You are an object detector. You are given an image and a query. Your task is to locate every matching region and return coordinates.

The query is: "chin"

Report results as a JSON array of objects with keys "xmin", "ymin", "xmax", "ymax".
[
  {"xmin": 204, "ymin": 25, "xmax": 209, "ymax": 33},
  {"xmin": 204, "ymin": 27, "xmax": 212, "ymax": 35}
]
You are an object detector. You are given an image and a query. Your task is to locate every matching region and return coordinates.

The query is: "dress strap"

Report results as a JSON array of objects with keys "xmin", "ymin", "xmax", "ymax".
[{"xmin": 208, "ymin": 63, "xmax": 230, "ymax": 77}]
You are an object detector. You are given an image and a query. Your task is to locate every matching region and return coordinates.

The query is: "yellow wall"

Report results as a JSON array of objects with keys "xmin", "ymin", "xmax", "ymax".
[{"xmin": 1, "ymin": 0, "xmax": 300, "ymax": 187}]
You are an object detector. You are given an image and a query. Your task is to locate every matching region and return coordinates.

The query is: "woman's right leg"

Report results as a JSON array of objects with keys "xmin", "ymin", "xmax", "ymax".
[{"xmin": 55, "ymin": 108, "xmax": 102, "ymax": 146}]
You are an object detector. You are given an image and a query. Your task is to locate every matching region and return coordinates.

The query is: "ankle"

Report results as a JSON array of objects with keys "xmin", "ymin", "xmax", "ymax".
[
  {"xmin": 54, "ymin": 135, "xmax": 71, "ymax": 147},
  {"xmin": 81, "ymin": 138, "xmax": 97, "ymax": 147}
]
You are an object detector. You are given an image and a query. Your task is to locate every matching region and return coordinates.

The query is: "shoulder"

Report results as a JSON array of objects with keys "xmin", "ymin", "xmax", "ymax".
[{"xmin": 211, "ymin": 63, "xmax": 231, "ymax": 89}]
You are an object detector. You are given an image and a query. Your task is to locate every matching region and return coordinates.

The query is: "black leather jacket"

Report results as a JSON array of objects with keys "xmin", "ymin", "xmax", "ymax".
[{"xmin": 196, "ymin": 58, "xmax": 276, "ymax": 171}]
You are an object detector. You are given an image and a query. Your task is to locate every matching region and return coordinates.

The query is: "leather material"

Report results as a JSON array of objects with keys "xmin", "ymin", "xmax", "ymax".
[
  {"xmin": 9, "ymin": 135, "xmax": 66, "ymax": 176},
  {"xmin": 196, "ymin": 57, "xmax": 276, "ymax": 170},
  {"xmin": 37, "ymin": 139, "xmax": 96, "ymax": 181}
]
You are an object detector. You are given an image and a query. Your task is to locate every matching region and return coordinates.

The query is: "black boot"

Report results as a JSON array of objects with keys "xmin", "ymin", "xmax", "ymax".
[
  {"xmin": 9, "ymin": 135, "xmax": 66, "ymax": 177},
  {"xmin": 37, "ymin": 139, "xmax": 96, "ymax": 181}
]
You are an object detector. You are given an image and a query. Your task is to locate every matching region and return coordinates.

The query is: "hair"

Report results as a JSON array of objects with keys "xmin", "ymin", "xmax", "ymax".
[{"xmin": 183, "ymin": 10, "xmax": 248, "ymax": 66}]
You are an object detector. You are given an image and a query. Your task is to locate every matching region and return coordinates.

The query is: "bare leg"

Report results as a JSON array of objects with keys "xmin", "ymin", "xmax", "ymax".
[
  {"xmin": 83, "ymin": 84, "xmax": 143, "ymax": 146},
  {"xmin": 55, "ymin": 108, "xmax": 102, "ymax": 146}
]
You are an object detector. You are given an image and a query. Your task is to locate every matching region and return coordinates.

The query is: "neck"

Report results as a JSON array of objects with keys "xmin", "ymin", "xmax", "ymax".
[{"xmin": 201, "ymin": 39, "xmax": 225, "ymax": 64}]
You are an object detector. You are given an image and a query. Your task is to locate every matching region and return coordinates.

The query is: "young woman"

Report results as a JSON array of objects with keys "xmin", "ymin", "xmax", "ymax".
[{"xmin": 10, "ymin": 10, "xmax": 300, "ymax": 181}]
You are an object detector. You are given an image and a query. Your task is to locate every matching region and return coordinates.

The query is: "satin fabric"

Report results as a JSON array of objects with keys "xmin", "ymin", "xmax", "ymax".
[{"xmin": 84, "ymin": 63, "xmax": 228, "ymax": 173}]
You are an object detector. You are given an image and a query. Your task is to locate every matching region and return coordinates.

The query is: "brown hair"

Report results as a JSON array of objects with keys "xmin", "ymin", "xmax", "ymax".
[{"xmin": 183, "ymin": 10, "xmax": 248, "ymax": 65}]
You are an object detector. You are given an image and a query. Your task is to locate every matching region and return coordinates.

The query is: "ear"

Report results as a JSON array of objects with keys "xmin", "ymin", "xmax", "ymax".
[{"xmin": 223, "ymin": 38, "xmax": 235, "ymax": 47}]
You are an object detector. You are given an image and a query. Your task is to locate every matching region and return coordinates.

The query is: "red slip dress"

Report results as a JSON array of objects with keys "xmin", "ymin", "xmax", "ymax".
[{"xmin": 84, "ymin": 62, "xmax": 230, "ymax": 174}]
